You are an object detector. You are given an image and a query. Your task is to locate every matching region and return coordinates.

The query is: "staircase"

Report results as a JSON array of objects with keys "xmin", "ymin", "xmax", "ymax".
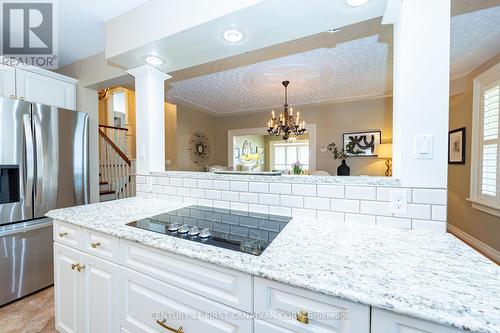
[{"xmin": 98, "ymin": 125, "xmax": 136, "ymax": 202}]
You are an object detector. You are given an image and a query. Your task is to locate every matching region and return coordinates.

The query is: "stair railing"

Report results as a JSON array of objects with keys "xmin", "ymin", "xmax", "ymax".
[
  {"xmin": 98, "ymin": 128, "xmax": 136, "ymax": 199},
  {"xmin": 98, "ymin": 124, "xmax": 129, "ymax": 158}
]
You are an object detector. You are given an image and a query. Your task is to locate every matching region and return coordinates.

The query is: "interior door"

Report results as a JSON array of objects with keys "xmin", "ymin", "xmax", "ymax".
[
  {"xmin": 0, "ymin": 97, "xmax": 33, "ymax": 225},
  {"xmin": 54, "ymin": 242, "xmax": 82, "ymax": 333},
  {"xmin": 32, "ymin": 104, "xmax": 89, "ymax": 218}
]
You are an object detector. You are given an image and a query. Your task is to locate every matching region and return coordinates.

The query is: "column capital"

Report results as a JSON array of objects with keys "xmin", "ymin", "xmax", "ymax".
[{"xmin": 127, "ymin": 65, "xmax": 171, "ymax": 81}]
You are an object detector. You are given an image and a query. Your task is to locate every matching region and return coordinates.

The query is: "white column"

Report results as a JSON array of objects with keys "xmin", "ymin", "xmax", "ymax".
[
  {"xmin": 392, "ymin": 0, "xmax": 451, "ymax": 188},
  {"xmin": 127, "ymin": 65, "xmax": 171, "ymax": 174}
]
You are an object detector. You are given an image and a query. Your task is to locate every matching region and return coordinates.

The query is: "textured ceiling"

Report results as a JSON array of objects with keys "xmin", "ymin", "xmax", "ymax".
[{"xmin": 166, "ymin": 5, "xmax": 500, "ymax": 115}]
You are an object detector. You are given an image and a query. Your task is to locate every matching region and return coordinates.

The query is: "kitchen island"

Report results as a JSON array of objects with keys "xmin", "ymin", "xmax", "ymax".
[{"xmin": 47, "ymin": 197, "xmax": 500, "ymax": 333}]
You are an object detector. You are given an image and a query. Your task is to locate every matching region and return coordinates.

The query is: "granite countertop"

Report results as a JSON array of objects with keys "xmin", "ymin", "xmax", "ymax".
[{"xmin": 47, "ymin": 197, "xmax": 500, "ymax": 333}]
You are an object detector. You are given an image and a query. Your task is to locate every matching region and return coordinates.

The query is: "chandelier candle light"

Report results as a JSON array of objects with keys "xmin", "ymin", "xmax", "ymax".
[{"xmin": 267, "ymin": 81, "xmax": 306, "ymax": 140}]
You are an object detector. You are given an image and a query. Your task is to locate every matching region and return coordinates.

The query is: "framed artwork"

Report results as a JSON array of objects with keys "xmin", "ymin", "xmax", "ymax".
[
  {"xmin": 449, "ymin": 127, "xmax": 466, "ymax": 164},
  {"xmin": 343, "ymin": 130, "xmax": 381, "ymax": 157}
]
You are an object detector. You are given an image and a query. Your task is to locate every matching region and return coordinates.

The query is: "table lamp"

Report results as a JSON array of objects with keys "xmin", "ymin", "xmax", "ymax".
[{"xmin": 375, "ymin": 143, "xmax": 392, "ymax": 177}]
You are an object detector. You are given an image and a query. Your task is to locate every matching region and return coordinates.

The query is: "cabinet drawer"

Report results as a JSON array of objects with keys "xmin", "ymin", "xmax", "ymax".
[
  {"xmin": 82, "ymin": 229, "xmax": 119, "ymax": 262},
  {"xmin": 255, "ymin": 320, "xmax": 294, "ymax": 332},
  {"xmin": 54, "ymin": 220, "xmax": 81, "ymax": 248},
  {"xmin": 120, "ymin": 241, "xmax": 253, "ymax": 313},
  {"xmin": 119, "ymin": 267, "xmax": 252, "ymax": 333},
  {"xmin": 254, "ymin": 277, "xmax": 370, "ymax": 333},
  {"xmin": 371, "ymin": 308, "xmax": 465, "ymax": 333}
]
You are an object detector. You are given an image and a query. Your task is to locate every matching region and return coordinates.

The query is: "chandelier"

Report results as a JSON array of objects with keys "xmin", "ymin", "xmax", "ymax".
[{"xmin": 267, "ymin": 81, "xmax": 306, "ymax": 140}]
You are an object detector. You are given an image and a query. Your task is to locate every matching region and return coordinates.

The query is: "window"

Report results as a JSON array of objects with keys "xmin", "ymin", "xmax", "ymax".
[
  {"xmin": 272, "ymin": 141, "xmax": 309, "ymax": 171},
  {"xmin": 470, "ymin": 63, "xmax": 500, "ymax": 217}
]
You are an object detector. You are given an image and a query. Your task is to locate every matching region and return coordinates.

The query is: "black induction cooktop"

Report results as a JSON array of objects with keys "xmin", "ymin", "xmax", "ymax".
[{"xmin": 126, "ymin": 205, "xmax": 291, "ymax": 256}]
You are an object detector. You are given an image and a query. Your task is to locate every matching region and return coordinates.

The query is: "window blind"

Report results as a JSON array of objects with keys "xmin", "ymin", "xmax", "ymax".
[{"xmin": 481, "ymin": 83, "xmax": 499, "ymax": 199}]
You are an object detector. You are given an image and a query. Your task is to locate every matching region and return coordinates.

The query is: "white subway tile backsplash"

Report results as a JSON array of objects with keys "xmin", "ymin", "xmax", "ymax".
[
  {"xmin": 230, "ymin": 181, "xmax": 249, "ymax": 192},
  {"xmin": 376, "ymin": 216, "xmax": 411, "ymax": 229},
  {"xmin": 376, "ymin": 187, "xmax": 412, "ymax": 202},
  {"xmin": 412, "ymin": 189, "xmax": 447, "ymax": 205},
  {"xmin": 213, "ymin": 180, "xmax": 230, "ymax": 190},
  {"xmin": 345, "ymin": 186, "xmax": 376, "ymax": 200},
  {"xmin": 197, "ymin": 179, "xmax": 213, "ymax": 189},
  {"xmin": 432, "ymin": 205, "xmax": 447, "ymax": 221},
  {"xmin": 331, "ymin": 199, "xmax": 359, "ymax": 213},
  {"xmin": 345, "ymin": 214, "xmax": 376, "ymax": 226},
  {"xmin": 239, "ymin": 192, "xmax": 259, "ymax": 204},
  {"xmin": 151, "ymin": 184, "xmax": 164, "ymax": 194},
  {"xmin": 304, "ymin": 197, "xmax": 330, "ymax": 210},
  {"xmin": 412, "ymin": 219, "xmax": 447, "ymax": 233},
  {"xmin": 292, "ymin": 184, "xmax": 316, "ymax": 196},
  {"xmin": 221, "ymin": 191, "xmax": 239, "ymax": 202},
  {"xmin": 231, "ymin": 202, "xmax": 249, "ymax": 212},
  {"xmin": 137, "ymin": 175, "xmax": 448, "ymax": 233},
  {"xmin": 317, "ymin": 185, "xmax": 344, "ymax": 198},
  {"xmin": 292, "ymin": 208, "xmax": 316, "ymax": 219},
  {"xmin": 183, "ymin": 178, "xmax": 197, "ymax": 188},
  {"xmin": 394, "ymin": 204, "xmax": 431, "ymax": 220},
  {"xmin": 205, "ymin": 190, "xmax": 221, "ymax": 200},
  {"xmin": 176, "ymin": 187, "xmax": 190, "ymax": 197},
  {"xmin": 360, "ymin": 201, "xmax": 391, "ymax": 216},
  {"xmin": 281, "ymin": 195, "xmax": 304, "ymax": 208},
  {"xmin": 190, "ymin": 188, "xmax": 205, "ymax": 198},
  {"xmin": 316, "ymin": 210, "xmax": 344, "ymax": 222},
  {"xmin": 269, "ymin": 206, "xmax": 292, "ymax": 216},
  {"xmin": 259, "ymin": 193, "xmax": 280, "ymax": 206},
  {"xmin": 249, "ymin": 182, "xmax": 269, "ymax": 193},
  {"xmin": 269, "ymin": 183, "xmax": 292, "ymax": 195},
  {"xmin": 170, "ymin": 178, "xmax": 183, "ymax": 187}
]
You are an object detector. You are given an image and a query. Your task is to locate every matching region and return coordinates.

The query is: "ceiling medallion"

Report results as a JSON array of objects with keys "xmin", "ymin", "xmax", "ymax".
[{"xmin": 267, "ymin": 81, "xmax": 306, "ymax": 140}]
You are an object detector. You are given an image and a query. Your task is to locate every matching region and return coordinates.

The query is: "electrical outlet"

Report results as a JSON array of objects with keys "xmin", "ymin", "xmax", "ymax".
[{"xmin": 391, "ymin": 190, "xmax": 408, "ymax": 214}]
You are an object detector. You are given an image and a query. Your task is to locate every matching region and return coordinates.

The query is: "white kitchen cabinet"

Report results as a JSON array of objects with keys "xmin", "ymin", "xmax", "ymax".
[
  {"xmin": 54, "ymin": 242, "xmax": 120, "ymax": 333},
  {"xmin": 119, "ymin": 266, "xmax": 252, "ymax": 333},
  {"xmin": 255, "ymin": 320, "xmax": 295, "ymax": 332},
  {"xmin": 254, "ymin": 277, "xmax": 370, "ymax": 333},
  {"xmin": 15, "ymin": 67, "xmax": 76, "ymax": 110},
  {"xmin": 54, "ymin": 242, "xmax": 83, "ymax": 333},
  {"xmin": 371, "ymin": 308, "xmax": 466, "ymax": 333},
  {"xmin": 0, "ymin": 64, "xmax": 16, "ymax": 98}
]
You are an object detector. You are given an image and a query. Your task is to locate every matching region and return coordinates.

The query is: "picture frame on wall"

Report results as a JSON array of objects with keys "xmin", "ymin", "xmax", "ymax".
[
  {"xmin": 343, "ymin": 130, "xmax": 381, "ymax": 157},
  {"xmin": 449, "ymin": 127, "xmax": 466, "ymax": 164}
]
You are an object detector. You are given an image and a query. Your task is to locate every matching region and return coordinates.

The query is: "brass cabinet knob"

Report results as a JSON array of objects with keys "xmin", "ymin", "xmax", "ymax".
[
  {"xmin": 90, "ymin": 242, "xmax": 101, "ymax": 248},
  {"xmin": 71, "ymin": 263, "xmax": 78, "ymax": 270},
  {"xmin": 296, "ymin": 310, "xmax": 309, "ymax": 324},
  {"xmin": 76, "ymin": 264, "xmax": 85, "ymax": 272},
  {"xmin": 156, "ymin": 319, "xmax": 184, "ymax": 333},
  {"xmin": 59, "ymin": 232, "xmax": 68, "ymax": 237}
]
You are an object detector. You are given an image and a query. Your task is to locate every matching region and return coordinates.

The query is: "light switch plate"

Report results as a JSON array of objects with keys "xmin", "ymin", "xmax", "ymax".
[
  {"xmin": 415, "ymin": 135, "xmax": 433, "ymax": 159},
  {"xmin": 391, "ymin": 190, "xmax": 408, "ymax": 214}
]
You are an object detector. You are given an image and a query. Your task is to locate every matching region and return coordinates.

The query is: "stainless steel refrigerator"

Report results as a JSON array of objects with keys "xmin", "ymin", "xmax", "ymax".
[{"xmin": 0, "ymin": 96, "xmax": 89, "ymax": 305}]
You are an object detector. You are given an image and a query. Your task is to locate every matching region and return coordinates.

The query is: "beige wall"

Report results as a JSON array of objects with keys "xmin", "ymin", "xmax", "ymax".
[
  {"xmin": 213, "ymin": 97, "xmax": 393, "ymax": 176},
  {"xmin": 448, "ymin": 53, "xmax": 500, "ymax": 252},
  {"xmin": 165, "ymin": 103, "xmax": 178, "ymax": 169},
  {"xmin": 175, "ymin": 105, "xmax": 217, "ymax": 171}
]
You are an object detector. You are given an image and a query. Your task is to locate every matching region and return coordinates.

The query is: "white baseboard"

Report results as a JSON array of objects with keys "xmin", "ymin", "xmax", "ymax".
[{"xmin": 448, "ymin": 224, "xmax": 500, "ymax": 263}]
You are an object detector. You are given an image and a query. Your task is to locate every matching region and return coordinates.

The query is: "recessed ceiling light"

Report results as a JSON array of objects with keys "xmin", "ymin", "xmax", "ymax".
[
  {"xmin": 346, "ymin": 0, "xmax": 369, "ymax": 7},
  {"xmin": 223, "ymin": 28, "xmax": 244, "ymax": 43},
  {"xmin": 327, "ymin": 28, "xmax": 340, "ymax": 33},
  {"xmin": 145, "ymin": 55, "xmax": 164, "ymax": 66}
]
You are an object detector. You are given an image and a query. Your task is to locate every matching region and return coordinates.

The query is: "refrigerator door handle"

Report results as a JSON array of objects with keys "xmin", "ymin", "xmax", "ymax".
[
  {"xmin": 33, "ymin": 115, "xmax": 44, "ymax": 205},
  {"xmin": 22, "ymin": 114, "xmax": 34, "ymax": 207}
]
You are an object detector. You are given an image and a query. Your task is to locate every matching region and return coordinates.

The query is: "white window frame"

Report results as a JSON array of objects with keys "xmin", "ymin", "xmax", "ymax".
[
  {"xmin": 270, "ymin": 140, "xmax": 310, "ymax": 171},
  {"xmin": 469, "ymin": 62, "xmax": 500, "ymax": 217}
]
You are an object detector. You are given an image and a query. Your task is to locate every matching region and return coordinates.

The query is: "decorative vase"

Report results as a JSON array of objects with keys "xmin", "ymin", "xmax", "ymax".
[{"xmin": 337, "ymin": 160, "xmax": 350, "ymax": 176}]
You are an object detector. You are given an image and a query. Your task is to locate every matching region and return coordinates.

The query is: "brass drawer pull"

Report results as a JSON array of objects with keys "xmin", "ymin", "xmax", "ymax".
[
  {"xmin": 59, "ymin": 232, "xmax": 68, "ymax": 237},
  {"xmin": 71, "ymin": 263, "xmax": 78, "ymax": 270},
  {"xmin": 76, "ymin": 264, "xmax": 85, "ymax": 272},
  {"xmin": 156, "ymin": 319, "xmax": 184, "ymax": 333},
  {"xmin": 296, "ymin": 310, "xmax": 309, "ymax": 324},
  {"xmin": 90, "ymin": 242, "xmax": 101, "ymax": 248}
]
